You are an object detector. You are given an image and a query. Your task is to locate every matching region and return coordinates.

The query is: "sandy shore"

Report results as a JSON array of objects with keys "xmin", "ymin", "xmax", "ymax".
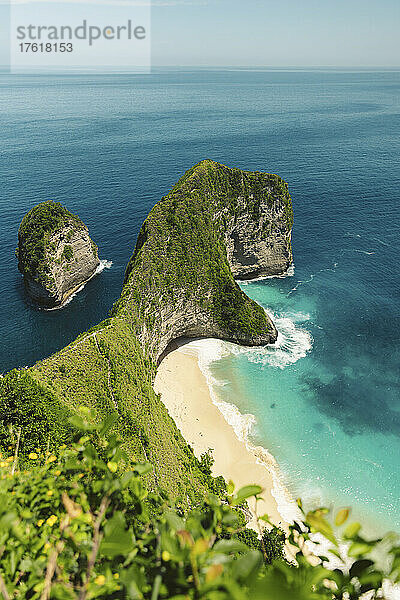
[
  {"xmin": 156, "ymin": 346, "xmax": 400, "ymax": 597},
  {"xmin": 154, "ymin": 344, "xmax": 298, "ymax": 530}
]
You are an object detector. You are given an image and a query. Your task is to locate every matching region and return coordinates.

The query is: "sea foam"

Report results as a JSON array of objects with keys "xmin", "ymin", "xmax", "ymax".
[
  {"xmin": 239, "ymin": 263, "xmax": 295, "ymax": 285},
  {"xmin": 230, "ymin": 309, "xmax": 313, "ymax": 370}
]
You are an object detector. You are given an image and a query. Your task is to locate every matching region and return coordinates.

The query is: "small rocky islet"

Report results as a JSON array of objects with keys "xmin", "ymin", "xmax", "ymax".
[{"xmin": 16, "ymin": 200, "xmax": 100, "ymax": 308}]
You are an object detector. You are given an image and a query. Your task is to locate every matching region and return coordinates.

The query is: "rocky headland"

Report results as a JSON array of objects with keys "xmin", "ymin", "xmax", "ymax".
[
  {"xmin": 16, "ymin": 201, "xmax": 100, "ymax": 308},
  {"xmin": 117, "ymin": 160, "xmax": 293, "ymax": 362}
]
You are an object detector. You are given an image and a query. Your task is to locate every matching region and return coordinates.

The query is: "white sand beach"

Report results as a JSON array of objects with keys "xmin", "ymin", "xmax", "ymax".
[{"xmin": 154, "ymin": 343, "xmax": 299, "ymax": 530}]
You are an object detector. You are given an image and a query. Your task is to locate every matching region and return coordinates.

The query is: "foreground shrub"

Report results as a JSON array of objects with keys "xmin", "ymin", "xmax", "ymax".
[{"xmin": 0, "ymin": 411, "xmax": 398, "ymax": 599}]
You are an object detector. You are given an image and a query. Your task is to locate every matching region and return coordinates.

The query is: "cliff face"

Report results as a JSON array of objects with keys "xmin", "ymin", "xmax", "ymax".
[
  {"xmin": 17, "ymin": 201, "xmax": 100, "ymax": 308},
  {"xmin": 224, "ymin": 193, "xmax": 293, "ymax": 279},
  {"xmin": 115, "ymin": 160, "xmax": 293, "ymax": 362}
]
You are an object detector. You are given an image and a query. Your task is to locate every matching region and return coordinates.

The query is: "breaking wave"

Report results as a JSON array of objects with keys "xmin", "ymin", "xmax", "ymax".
[
  {"xmin": 230, "ymin": 310, "xmax": 313, "ymax": 370},
  {"xmin": 239, "ymin": 263, "xmax": 295, "ymax": 285}
]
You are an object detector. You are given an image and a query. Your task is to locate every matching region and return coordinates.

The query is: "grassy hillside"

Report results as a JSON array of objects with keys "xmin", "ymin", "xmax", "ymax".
[{"xmin": 0, "ymin": 318, "xmax": 216, "ymax": 503}]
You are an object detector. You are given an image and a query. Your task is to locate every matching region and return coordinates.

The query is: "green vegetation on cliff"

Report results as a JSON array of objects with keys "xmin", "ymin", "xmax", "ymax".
[
  {"xmin": 116, "ymin": 160, "xmax": 294, "ymax": 360},
  {"xmin": 170, "ymin": 159, "xmax": 293, "ymax": 229},
  {"xmin": 0, "ymin": 319, "xmax": 216, "ymax": 504},
  {"xmin": 116, "ymin": 186, "xmax": 269, "ymax": 350}
]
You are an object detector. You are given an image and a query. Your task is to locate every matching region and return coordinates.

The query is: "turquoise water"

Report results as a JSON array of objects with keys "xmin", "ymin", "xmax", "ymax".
[
  {"xmin": 0, "ymin": 68, "xmax": 399, "ymax": 531},
  {"xmin": 211, "ymin": 270, "xmax": 400, "ymax": 533}
]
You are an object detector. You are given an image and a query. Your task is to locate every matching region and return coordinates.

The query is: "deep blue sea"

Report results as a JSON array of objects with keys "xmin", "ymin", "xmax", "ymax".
[{"xmin": 0, "ymin": 68, "xmax": 399, "ymax": 532}]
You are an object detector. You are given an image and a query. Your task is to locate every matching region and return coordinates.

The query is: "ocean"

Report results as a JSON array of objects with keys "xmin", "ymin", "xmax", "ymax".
[{"xmin": 0, "ymin": 68, "xmax": 399, "ymax": 532}]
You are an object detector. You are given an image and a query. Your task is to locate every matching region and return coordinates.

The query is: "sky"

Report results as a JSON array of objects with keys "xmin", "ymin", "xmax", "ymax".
[
  {"xmin": 151, "ymin": 0, "xmax": 399, "ymax": 67},
  {"xmin": 0, "ymin": 0, "xmax": 399, "ymax": 68}
]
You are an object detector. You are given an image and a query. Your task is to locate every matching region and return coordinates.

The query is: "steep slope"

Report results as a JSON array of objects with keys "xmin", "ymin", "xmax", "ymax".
[
  {"xmin": 17, "ymin": 201, "xmax": 100, "ymax": 307},
  {"xmin": 1, "ymin": 161, "xmax": 294, "ymax": 501}
]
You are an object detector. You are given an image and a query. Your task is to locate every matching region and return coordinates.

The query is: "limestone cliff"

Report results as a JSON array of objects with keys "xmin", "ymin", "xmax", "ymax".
[
  {"xmin": 115, "ymin": 160, "xmax": 293, "ymax": 362},
  {"xmin": 17, "ymin": 201, "xmax": 100, "ymax": 308}
]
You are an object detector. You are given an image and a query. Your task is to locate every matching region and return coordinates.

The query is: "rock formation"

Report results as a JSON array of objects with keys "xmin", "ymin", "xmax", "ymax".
[
  {"xmin": 17, "ymin": 201, "xmax": 100, "ymax": 308},
  {"xmin": 114, "ymin": 160, "xmax": 294, "ymax": 362}
]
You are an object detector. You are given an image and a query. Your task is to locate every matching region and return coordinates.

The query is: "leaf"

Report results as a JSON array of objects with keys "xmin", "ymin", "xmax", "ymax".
[
  {"xmin": 214, "ymin": 539, "xmax": 248, "ymax": 554},
  {"xmin": 133, "ymin": 463, "xmax": 153, "ymax": 476},
  {"xmin": 68, "ymin": 414, "xmax": 96, "ymax": 432},
  {"xmin": 206, "ymin": 563, "xmax": 223, "ymax": 583},
  {"xmin": 98, "ymin": 412, "xmax": 119, "ymax": 436},
  {"xmin": 227, "ymin": 480, "xmax": 235, "ymax": 495},
  {"xmin": 120, "ymin": 472, "xmax": 135, "ymax": 488},
  {"xmin": 344, "ymin": 522, "xmax": 361, "ymax": 539},
  {"xmin": 119, "ymin": 565, "xmax": 146, "ymax": 600},
  {"xmin": 99, "ymin": 512, "xmax": 134, "ymax": 558},
  {"xmin": 232, "ymin": 485, "xmax": 263, "ymax": 506},
  {"xmin": 306, "ymin": 511, "xmax": 338, "ymax": 547},
  {"xmin": 349, "ymin": 559, "xmax": 374, "ymax": 578},
  {"xmin": 107, "ymin": 461, "xmax": 118, "ymax": 473},
  {"xmin": 49, "ymin": 583, "xmax": 76, "ymax": 600},
  {"xmin": 359, "ymin": 571, "xmax": 384, "ymax": 591},
  {"xmin": 83, "ymin": 444, "xmax": 97, "ymax": 460},
  {"xmin": 221, "ymin": 511, "xmax": 240, "ymax": 527},
  {"xmin": 335, "ymin": 508, "xmax": 350, "ymax": 527},
  {"xmin": 348, "ymin": 542, "xmax": 372, "ymax": 557},
  {"xmin": 234, "ymin": 550, "xmax": 263, "ymax": 581},
  {"xmin": 192, "ymin": 538, "xmax": 209, "ymax": 556},
  {"xmin": 165, "ymin": 511, "xmax": 185, "ymax": 532}
]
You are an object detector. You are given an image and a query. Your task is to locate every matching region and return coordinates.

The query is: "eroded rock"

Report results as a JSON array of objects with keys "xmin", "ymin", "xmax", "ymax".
[{"xmin": 17, "ymin": 201, "xmax": 100, "ymax": 308}]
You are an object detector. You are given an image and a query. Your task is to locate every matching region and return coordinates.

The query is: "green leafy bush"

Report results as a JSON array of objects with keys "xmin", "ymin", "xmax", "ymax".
[
  {"xmin": 0, "ymin": 371, "xmax": 75, "ymax": 460},
  {"xmin": 0, "ymin": 412, "xmax": 398, "ymax": 600}
]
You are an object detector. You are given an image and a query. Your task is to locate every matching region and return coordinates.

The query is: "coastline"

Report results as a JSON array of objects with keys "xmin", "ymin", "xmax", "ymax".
[{"xmin": 154, "ymin": 340, "xmax": 300, "ymax": 530}]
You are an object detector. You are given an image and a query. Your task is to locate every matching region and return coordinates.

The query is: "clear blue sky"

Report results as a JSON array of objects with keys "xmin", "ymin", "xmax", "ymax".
[
  {"xmin": 151, "ymin": 0, "xmax": 399, "ymax": 67},
  {"xmin": 0, "ymin": 0, "xmax": 399, "ymax": 68}
]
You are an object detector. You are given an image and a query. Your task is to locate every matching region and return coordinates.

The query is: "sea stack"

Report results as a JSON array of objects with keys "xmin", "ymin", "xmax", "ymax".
[{"xmin": 16, "ymin": 201, "xmax": 100, "ymax": 308}]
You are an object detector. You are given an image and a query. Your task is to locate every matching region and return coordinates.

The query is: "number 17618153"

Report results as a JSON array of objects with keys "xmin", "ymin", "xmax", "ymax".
[{"xmin": 19, "ymin": 43, "xmax": 73, "ymax": 52}]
